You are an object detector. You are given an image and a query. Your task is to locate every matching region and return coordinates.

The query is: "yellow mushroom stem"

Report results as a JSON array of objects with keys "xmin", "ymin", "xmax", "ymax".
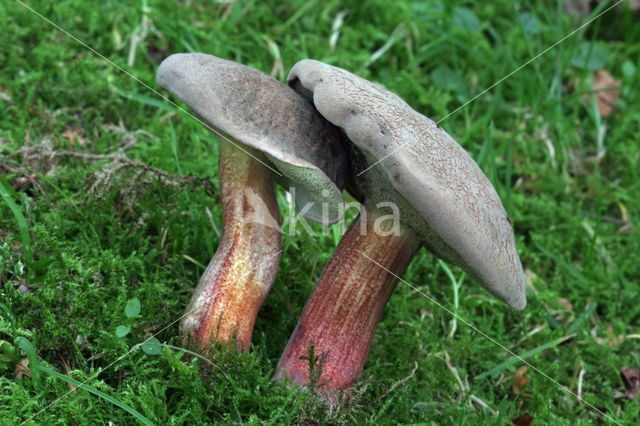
[{"xmin": 181, "ymin": 139, "xmax": 281, "ymax": 353}]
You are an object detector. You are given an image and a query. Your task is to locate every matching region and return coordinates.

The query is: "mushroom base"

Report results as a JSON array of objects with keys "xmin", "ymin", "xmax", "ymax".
[
  {"xmin": 273, "ymin": 211, "xmax": 420, "ymax": 393},
  {"xmin": 180, "ymin": 139, "xmax": 281, "ymax": 353}
]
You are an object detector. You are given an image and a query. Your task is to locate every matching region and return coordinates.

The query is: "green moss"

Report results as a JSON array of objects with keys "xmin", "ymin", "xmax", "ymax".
[{"xmin": 1, "ymin": 0, "xmax": 639, "ymax": 423}]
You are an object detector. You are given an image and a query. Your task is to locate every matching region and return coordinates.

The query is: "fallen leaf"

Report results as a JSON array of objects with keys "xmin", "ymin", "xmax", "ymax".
[
  {"xmin": 558, "ymin": 297, "xmax": 574, "ymax": 312},
  {"xmin": 146, "ymin": 41, "xmax": 169, "ymax": 64},
  {"xmin": 61, "ymin": 128, "xmax": 85, "ymax": 147},
  {"xmin": 512, "ymin": 366, "xmax": 528, "ymax": 394},
  {"xmin": 581, "ymin": 70, "xmax": 621, "ymax": 117},
  {"xmin": 621, "ymin": 367, "xmax": 640, "ymax": 402},
  {"xmin": 512, "ymin": 412, "xmax": 534, "ymax": 426},
  {"xmin": 59, "ymin": 354, "xmax": 77, "ymax": 391},
  {"xmin": 618, "ymin": 201, "xmax": 631, "ymax": 224},
  {"xmin": 596, "ymin": 323, "xmax": 625, "ymax": 347},
  {"xmin": 15, "ymin": 357, "xmax": 32, "ymax": 379},
  {"xmin": 567, "ymin": 147, "xmax": 590, "ymax": 177},
  {"xmin": 0, "ymin": 86, "xmax": 13, "ymax": 103},
  {"xmin": 616, "ymin": 202, "xmax": 634, "ymax": 236},
  {"xmin": 420, "ymin": 307, "xmax": 433, "ymax": 320}
]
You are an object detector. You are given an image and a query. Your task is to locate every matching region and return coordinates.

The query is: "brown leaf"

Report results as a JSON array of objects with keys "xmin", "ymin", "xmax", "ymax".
[
  {"xmin": 61, "ymin": 128, "xmax": 85, "ymax": 147},
  {"xmin": 596, "ymin": 323, "xmax": 625, "ymax": 347},
  {"xmin": 146, "ymin": 41, "xmax": 169, "ymax": 64},
  {"xmin": 15, "ymin": 357, "xmax": 32, "ymax": 379},
  {"xmin": 0, "ymin": 85, "xmax": 13, "ymax": 103},
  {"xmin": 59, "ymin": 354, "xmax": 77, "ymax": 391},
  {"xmin": 420, "ymin": 307, "xmax": 433, "ymax": 320},
  {"xmin": 581, "ymin": 70, "xmax": 621, "ymax": 117},
  {"xmin": 621, "ymin": 367, "xmax": 640, "ymax": 402},
  {"xmin": 512, "ymin": 412, "xmax": 534, "ymax": 426},
  {"xmin": 558, "ymin": 297, "xmax": 574, "ymax": 312},
  {"xmin": 512, "ymin": 366, "xmax": 528, "ymax": 394},
  {"xmin": 617, "ymin": 201, "xmax": 631, "ymax": 225}
]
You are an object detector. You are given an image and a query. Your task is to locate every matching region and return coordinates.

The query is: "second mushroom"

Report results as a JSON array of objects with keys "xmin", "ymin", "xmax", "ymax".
[{"xmin": 274, "ymin": 60, "xmax": 527, "ymax": 392}]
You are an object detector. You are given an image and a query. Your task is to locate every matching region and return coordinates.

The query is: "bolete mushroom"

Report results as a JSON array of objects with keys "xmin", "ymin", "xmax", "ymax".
[
  {"xmin": 156, "ymin": 54, "xmax": 347, "ymax": 352},
  {"xmin": 274, "ymin": 60, "xmax": 526, "ymax": 391}
]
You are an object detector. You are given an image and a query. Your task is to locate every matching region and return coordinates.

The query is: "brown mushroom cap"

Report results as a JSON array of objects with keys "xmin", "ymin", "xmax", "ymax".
[
  {"xmin": 156, "ymin": 53, "xmax": 348, "ymax": 225},
  {"xmin": 287, "ymin": 59, "xmax": 526, "ymax": 310}
]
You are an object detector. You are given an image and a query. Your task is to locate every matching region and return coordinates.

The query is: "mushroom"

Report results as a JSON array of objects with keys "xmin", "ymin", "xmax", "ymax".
[
  {"xmin": 274, "ymin": 60, "xmax": 526, "ymax": 391},
  {"xmin": 156, "ymin": 54, "xmax": 348, "ymax": 352}
]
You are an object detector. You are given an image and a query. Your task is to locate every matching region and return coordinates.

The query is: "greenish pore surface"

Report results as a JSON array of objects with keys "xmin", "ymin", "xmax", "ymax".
[{"xmin": 1, "ymin": 0, "xmax": 639, "ymax": 424}]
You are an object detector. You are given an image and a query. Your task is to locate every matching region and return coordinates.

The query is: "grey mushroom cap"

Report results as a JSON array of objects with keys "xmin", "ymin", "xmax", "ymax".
[
  {"xmin": 156, "ymin": 53, "xmax": 348, "ymax": 225},
  {"xmin": 287, "ymin": 59, "xmax": 526, "ymax": 310}
]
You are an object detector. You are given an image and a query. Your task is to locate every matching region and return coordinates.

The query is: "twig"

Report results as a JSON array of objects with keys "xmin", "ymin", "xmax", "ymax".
[
  {"xmin": 443, "ymin": 351, "xmax": 467, "ymax": 392},
  {"xmin": 385, "ymin": 361, "xmax": 419, "ymax": 395},
  {"xmin": 368, "ymin": 361, "xmax": 419, "ymax": 404},
  {"xmin": 443, "ymin": 351, "xmax": 497, "ymax": 415},
  {"xmin": 470, "ymin": 394, "xmax": 497, "ymax": 416},
  {"xmin": 580, "ymin": 210, "xmax": 630, "ymax": 226},
  {"xmin": 1, "ymin": 146, "xmax": 218, "ymax": 201},
  {"xmin": 578, "ymin": 364, "xmax": 586, "ymax": 402}
]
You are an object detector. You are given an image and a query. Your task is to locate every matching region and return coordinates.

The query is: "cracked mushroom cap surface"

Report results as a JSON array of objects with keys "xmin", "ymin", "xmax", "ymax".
[
  {"xmin": 156, "ymin": 53, "xmax": 348, "ymax": 225},
  {"xmin": 287, "ymin": 59, "xmax": 526, "ymax": 310}
]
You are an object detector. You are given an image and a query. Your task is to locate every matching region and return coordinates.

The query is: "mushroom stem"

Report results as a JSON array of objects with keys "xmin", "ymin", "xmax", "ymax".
[
  {"xmin": 181, "ymin": 139, "xmax": 281, "ymax": 352},
  {"xmin": 274, "ymin": 209, "xmax": 420, "ymax": 390}
]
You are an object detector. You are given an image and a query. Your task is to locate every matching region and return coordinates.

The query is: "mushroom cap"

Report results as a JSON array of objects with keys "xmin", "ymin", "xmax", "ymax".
[
  {"xmin": 156, "ymin": 53, "xmax": 348, "ymax": 225},
  {"xmin": 287, "ymin": 59, "xmax": 526, "ymax": 310}
]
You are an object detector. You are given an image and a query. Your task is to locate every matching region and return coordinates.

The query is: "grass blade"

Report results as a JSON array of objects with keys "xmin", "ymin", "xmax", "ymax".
[
  {"xmin": 112, "ymin": 85, "xmax": 173, "ymax": 111},
  {"xmin": 33, "ymin": 364, "xmax": 155, "ymax": 426},
  {"xmin": 566, "ymin": 303, "xmax": 597, "ymax": 336},
  {"xmin": 14, "ymin": 336, "xmax": 40, "ymax": 388},
  {"xmin": 161, "ymin": 343, "xmax": 235, "ymax": 386},
  {"xmin": 534, "ymin": 242, "xmax": 590, "ymax": 288},
  {"xmin": 1, "ymin": 160, "xmax": 102, "ymax": 249},
  {"xmin": 0, "ymin": 177, "xmax": 33, "ymax": 277},
  {"xmin": 474, "ymin": 333, "xmax": 576, "ymax": 381}
]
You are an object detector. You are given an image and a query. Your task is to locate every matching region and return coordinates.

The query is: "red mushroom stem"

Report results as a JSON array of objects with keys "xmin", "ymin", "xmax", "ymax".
[
  {"xmin": 273, "ymin": 209, "xmax": 420, "ymax": 390},
  {"xmin": 181, "ymin": 139, "xmax": 281, "ymax": 352}
]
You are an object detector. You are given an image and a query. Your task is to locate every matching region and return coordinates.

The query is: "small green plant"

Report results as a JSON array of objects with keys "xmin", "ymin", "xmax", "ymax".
[
  {"xmin": 0, "ymin": 339, "xmax": 16, "ymax": 362},
  {"xmin": 140, "ymin": 336, "xmax": 162, "ymax": 356},
  {"xmin": 299, "ymin": 343, "xmax": 330, "ymax": 390},
  {"xmin": 115, "ymin": 297, "xmax": 162, "ymax": 356},
  {"xmin": 0, "ymin": 178, "xmax": 33, "ymax": 281},
  {"xmin": 0, "ymin": 241, "xmax": 39, "ymax": 385},
  {"xmin": 115, "ymin": 297, "xmax": 142, "ymax": 339},
  {"xmin": 0, "ymin": 239, "xmax": 23, "ymax": 337}
]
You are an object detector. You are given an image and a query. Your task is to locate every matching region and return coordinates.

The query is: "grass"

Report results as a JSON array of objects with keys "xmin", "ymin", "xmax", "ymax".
[{"xmin": 1, "ymin": 0, "xmax": 639, "ymax": 423}]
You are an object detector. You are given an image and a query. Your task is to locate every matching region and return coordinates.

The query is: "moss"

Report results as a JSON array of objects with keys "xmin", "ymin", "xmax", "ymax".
[{"xmin": 1, "ymin": 0, "xmax": 639, "ymax": 423}]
